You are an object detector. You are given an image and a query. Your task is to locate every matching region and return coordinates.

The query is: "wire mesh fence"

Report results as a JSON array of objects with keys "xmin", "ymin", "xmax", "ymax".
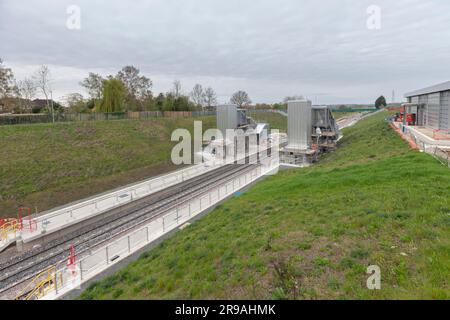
[
  {"xmin": 0, "ymin": 110, "xmax": 217, "ymax": 126},
  {"xmin": 396, "ymin": 122, "xmax": 450, "ymax": 168}
]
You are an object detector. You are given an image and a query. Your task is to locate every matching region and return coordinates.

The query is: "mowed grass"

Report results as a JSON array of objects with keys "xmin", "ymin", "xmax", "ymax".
[
  {"xmin": 0, "ymin": 117, "xmax": 215, "ymax": 218},
  {"xmin": 80, "ymin": 111, "xmax": 450, "ymax": 300}
]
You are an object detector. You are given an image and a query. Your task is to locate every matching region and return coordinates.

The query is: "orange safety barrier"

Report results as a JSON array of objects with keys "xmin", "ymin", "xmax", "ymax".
[
  {"xmin": 389, "ymin": 123, "xmax": 419, "ymax": 150},
  {"xmin": 433, "ymin": 130, "xmax": 450, "ymax": 141}
]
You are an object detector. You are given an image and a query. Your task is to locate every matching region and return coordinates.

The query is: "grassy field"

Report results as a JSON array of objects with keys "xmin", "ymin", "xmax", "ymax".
[
  {"xmin": 79, "ymin": 111, "xmax": 450, "ymax": 300},
  {"xmin": 0, "ymin": 117, "xmax": 215, "ymax": 218}
]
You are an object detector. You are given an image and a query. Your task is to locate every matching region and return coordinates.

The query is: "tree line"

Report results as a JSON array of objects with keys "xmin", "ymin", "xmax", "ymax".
[
  {"xmin": 0, "ymin": 59, "xmax": 259, "ymax": 114},
  {"xmin": 2, "ymin": 58, "xmax": 384, "ymax": 114}
]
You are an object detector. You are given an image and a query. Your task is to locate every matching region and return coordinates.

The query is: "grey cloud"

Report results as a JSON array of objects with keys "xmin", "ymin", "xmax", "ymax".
[{"xmin": 1, "ymin": 0, "xmax": 450, "ymax": 103}]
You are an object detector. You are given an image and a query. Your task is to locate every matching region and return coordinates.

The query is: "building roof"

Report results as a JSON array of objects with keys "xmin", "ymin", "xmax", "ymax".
[{"xmin": 404, "ymin": 81, "xmax": 450, "ymax": 98}]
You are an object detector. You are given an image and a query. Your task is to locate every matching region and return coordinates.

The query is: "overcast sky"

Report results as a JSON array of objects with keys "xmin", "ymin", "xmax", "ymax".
[{"xmin": 1, "ymin": 0, "xmax": 450, "ymax": 104}]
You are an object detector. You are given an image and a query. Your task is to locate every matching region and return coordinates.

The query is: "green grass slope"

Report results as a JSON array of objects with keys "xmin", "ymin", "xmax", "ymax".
[
  {"xmin": 248, "ymin": 112, "xmax": 287, "ymax": 132},
  {"xmin": 0, "ymin": 117, "xmax": 215, "ymax": 218},
  {"xmin": 80, "ymin": 112, "xmax": 450, "ymax": 300}
]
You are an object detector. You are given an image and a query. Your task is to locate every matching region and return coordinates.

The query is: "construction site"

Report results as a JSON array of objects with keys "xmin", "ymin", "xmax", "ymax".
[
  {"xmin": 0, "ymin": 101, "xmax": 373, "ymax": 300},
  {"xmin": 391, "ymin": 81, "xmax": 450, "ymax": 166}
]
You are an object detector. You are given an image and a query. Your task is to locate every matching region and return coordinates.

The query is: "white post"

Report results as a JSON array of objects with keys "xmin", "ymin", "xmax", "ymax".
[{"xmin": 79, "ymin": 261, "xmax": 83, "ymax": 280}]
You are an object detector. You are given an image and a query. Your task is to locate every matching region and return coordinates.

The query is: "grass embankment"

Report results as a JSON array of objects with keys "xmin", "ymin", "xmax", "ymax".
[
  {"xmin": 248, "ymin": 112, "xmax": 287, "ymax": 132},
  {"xmin": 0, "ymin": 117, "xmax": 215, "ymax": 218},
  {"xmin": 248, "ymin": 110, "xmax": 363, "ymax": 132},
  {"xmin": 80, "ymin": 111, "xmax": 450, "ymax": 300},
  {"xmin": 332, "ymin": 111, "xmax": 357, "ymax": 120}
]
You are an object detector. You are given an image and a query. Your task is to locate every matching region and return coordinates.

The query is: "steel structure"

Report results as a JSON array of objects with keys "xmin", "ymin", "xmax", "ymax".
[
  {"xmin": 281, "ymin": 100, "xmax": 340, "ymax": 166},
  {"xmin": 0, "ymin": 164, "xmax": 256, "ymax": 299},
  {"xmin": 405, "ymin": 81, "xmax": 450, "ymax": 130},
  {"xmin": 287, "ymin": 100, "xmax": 312, "ymax": 150}
]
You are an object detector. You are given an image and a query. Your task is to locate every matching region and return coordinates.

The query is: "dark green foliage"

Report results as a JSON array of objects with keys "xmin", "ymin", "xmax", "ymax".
[{"xmin": 375, "ymin": 96, "xmax": 387, "ymax": 109}]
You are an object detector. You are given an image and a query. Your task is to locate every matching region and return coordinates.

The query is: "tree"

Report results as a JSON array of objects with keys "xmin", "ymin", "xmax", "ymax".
[
  {"xmin": 173, "ymin": 95, "xmax": 193, "ymax": 111},
  {"xmin": 375, "ymin": 96, "xmax": 387, "ymax": 109},
  {"xmin": 80, "ymin": 73, "xmax": 104, "ymax": 101},
  {"xmin": 117, "ymin": 66, "xmax": 152, "ymax": 111},
  {"xmin": 204, "ymin": 87, "xmax": 217, "ymax": 109},
  {"xmin": 0, "ymin": 58, "xmax": 16, "ymax": 98},
  {"xmin": 230, "ymin": 90, "xmax": 251, "ymax": 108},
  {"xmin": 64, "ymin": 93, "xmax": 87, "ymax": 113},
  {"xmin": 272, "ymin": 103, "xmax": 287, "ymax": 110},
  {"xmin": 172, "ymin": 80, "xmax": 181, "ymax": 99},
  {"xmin": 190, "ymin": 84, "xmax": 205, "ymax": 108},
  {"xmin": 154, "ymin": 93, "xmax": 165, "ymax": 111},
  {"xmin": 16, "ymin": 78, "xmax": 36, "ymax": 112},
  {"xmin": 97, "ymin": 78, "xmax": 126, "ymax": 112},
  {"xmin": 33, "ymin": 65, "xmax": 52, "ymax": 114}
]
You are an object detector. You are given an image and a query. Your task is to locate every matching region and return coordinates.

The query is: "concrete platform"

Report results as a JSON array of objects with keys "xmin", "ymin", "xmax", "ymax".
[
  {"xmin": 39, "ymin": 160, "xmax": 280, "ymax": 300},
  {"xmin": 394, "ymin": 122, "xmax": 450, "ymax": 147},
  {"xmin": 3, "ymin": 162, "xmax": 223, "ymax": 249}
]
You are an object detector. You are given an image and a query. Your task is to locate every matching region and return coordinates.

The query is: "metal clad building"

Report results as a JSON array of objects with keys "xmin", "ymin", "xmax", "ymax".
[
  {"xmin": 405, "ymin": 81, "xmax": 450, "ymax": 130},
  {"xmin": 287, "ymin": 99, "xmax": 312, "ymax": 150},
  {"xmin": 216, "ymin": 104, "xmax": 238, "ymax": 136}
]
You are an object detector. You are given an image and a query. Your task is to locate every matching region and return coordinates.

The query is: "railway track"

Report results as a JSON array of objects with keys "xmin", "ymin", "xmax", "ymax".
[{"xmin": 0, "ymin": 163, "xmax": 257, "ymax": 298}]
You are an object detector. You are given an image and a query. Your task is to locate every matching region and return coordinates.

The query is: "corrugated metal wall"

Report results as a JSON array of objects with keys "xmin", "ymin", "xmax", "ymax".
[
  {"xmin": 216, "ymin": 105, "xmax": 238, "ymax": 135},
  {"xmin": 439, "ymin": 91, "xmax": 450, "ymax": 130},
  {"xmin": 287, "ymin": 100, "xmax": 312, "ymax": 150},
  {"xmin": 427, "ymin": 93, "xmax": 440, "ymax": 129}
]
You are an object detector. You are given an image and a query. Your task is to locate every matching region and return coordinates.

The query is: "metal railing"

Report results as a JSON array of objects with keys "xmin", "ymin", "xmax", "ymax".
[
  {"xmin": 39, "ymin": 160, "xmax": 278, "ymax": 300},
  {"xmin": 395, "ymin": 122, "xmax": 450, "ymax": 168},
  {"xmin": 20, "ymin": 163, "xmax": 224, "ymax": 243}
]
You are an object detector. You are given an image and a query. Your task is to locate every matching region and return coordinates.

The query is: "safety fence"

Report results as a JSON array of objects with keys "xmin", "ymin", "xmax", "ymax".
[
  {"xmin": 395, "ymin": 122, "xmax": 450, "ymax": 168},
  {"xmin": 19, "ymin": 163, "xmax": 224, "ymax": 243},
  {"xmin": 41, "ymin": 160, "xmax": 278, "ymax": 300},
  {"xmin": 0, "ymin": 111, "xmax": 217, "ymax": 126},
  {"xmin": 433, "ymin": 129, "xmax": 450, "ymax": 141}
]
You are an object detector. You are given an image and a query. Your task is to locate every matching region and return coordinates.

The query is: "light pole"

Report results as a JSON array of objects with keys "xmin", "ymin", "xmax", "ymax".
[{"xmin": 50, "ymin": 90, "xmax": 55, "ymax": 123}]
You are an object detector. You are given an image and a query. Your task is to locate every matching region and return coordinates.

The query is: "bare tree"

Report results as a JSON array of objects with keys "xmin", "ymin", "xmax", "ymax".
[
  {"xmin": 204, "ymin": 87, "xmax": 217, "ymax": 109},
  {"xmin": 80, "ymin": 72, "xmax": 104, "ymax": 101},
  {"xmin": 172, "ymin": 80, "xmax": 181, "ymax": 99},
  {"xmin": 190, "ymin": 84, "xmax": 205, "ymax": 108},
  {"xmin": 117, "ymin": 66, "xmax": 152, "ymax": 110},
  {"xmin": 64, "ymin": 93, "xmax": 87, "ymax": 113},
  {"xmin": 230, "ymin": 90, "xmax": 251, "ymax": 108},
  {"xmin": 16, "ymin": 78, "xmax": 36, "ymax": 112},
  {"xmin": 33, "ymin": 65, "xmax": 52, "ymax": 114}
]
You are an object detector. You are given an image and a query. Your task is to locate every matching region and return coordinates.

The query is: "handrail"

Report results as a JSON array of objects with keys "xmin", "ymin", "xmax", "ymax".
[
  {"xmin": 15, "ymin": 266, "xmax": 57, "ymax": 300},
  {"xmin": 0, "ymin": 220, "xmax": 20, "ymax": 242}
]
